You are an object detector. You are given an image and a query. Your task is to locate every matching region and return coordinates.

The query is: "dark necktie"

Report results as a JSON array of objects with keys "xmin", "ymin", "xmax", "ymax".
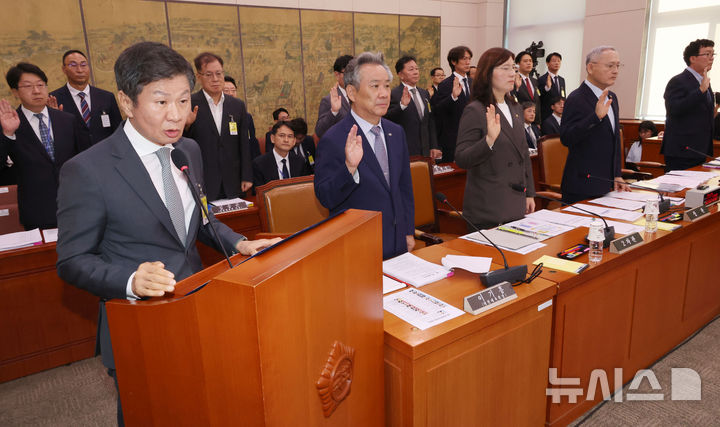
[
  {"xmin": 369, "ymin": 126, "xmax": 390, "ymax": 185},
  {"xmin": 281, "ymin": 158, "xmax": 289, "ymax": 179},
  {"xmin": 410, "ymin": 88, "xmax": 424, "ymax": 119},
  {"xmin": 526, "ymin": 126, "xmax": 537, "ymax": 148},
  {"xmin": 78, "ymin": 92, "xmax": 90, "ymax": 126},
  {"xmin": 463, "ymin": 77, "xmax": 470, "ymax": 96},
  {"xmin": 34, "ymin": 113, "xmax": 55, "ymax": 162},
  {"xmin": 155, "ymin": 146, "xmax": 186, "ymax": 246}
]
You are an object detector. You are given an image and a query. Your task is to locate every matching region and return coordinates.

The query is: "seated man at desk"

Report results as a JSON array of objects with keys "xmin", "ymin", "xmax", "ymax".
[
  {"xmin": 253, "ymin": 120, "xmax": 309, "ymax": 188},
  {"xmin": 55, "ymin": 42, "xmax": 278, "ymax": 426}
]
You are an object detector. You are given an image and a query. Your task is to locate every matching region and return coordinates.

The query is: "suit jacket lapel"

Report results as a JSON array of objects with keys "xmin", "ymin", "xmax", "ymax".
[
  {"xmin": 353, "ymin": 117, "xmax": 391, "ymax": 192},
  {"xmin": 17, "ymin": 108, "xmax": 54, "ymax": 164},
  {"xmin": 497, "ymin": 105, "xmax": 526, "ymax": 162},
  {"xmin": 112, "ymin": 129, "xmax": 184, "ymax": 247},
  {"xmin": 61, "ymin": 86, "xmax": 83, "ymax": 119},
  {"xmin": 198, "ymin": 94, "xmax": 220, "ymax": 138}
]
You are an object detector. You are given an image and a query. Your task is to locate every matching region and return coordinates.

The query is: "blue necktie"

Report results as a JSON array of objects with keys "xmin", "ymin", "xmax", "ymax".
[
  {"xmin": 370, "ymin": 126, "xmax": 390, "ymax": 185},
  {"xmin": 34, "ymin": 113, "xmax": 55, "ymax": 162},
  {"xmin": 78, "ymin": 92, "xmax": 90, "ymax": 126},
  {"xmin": 281, "ymin": 158, "xmax": 289, "ymax": 179}
]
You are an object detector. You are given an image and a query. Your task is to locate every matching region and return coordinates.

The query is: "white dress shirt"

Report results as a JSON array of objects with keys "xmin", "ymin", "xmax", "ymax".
[
  {"xmin": 584, "ymin": 80, "xmax": 615, "ymax": 132},
  {"xmin": 272, "ymin": 148, "xmax": 291, "ymax": 178},
  {"xmin": 349, "ymin": 109, "xmax": 387, "ymax": 183},
  {"xmin": 20, "ymin": 106, "xmax": 53, "ymax": 142},
  {"xmin": 67, "ymin": 83, "xmax": 91, "ymax": 114},
  {"xmin": 202, "ymin": 90, "xmax": 224, "ymax": 134},
  {"xmin": 400, "ymin": 82, "xmax": 425, "ymax": 115},
  {"xmin": 496, "ymin": 101, "xmax": 513, "ymax": 128}
]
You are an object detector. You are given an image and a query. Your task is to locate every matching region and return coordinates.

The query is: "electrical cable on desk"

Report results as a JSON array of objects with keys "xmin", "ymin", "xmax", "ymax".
[{"xmin": 516, "ymin": 263, "xmax": 543, "ymax": 286}]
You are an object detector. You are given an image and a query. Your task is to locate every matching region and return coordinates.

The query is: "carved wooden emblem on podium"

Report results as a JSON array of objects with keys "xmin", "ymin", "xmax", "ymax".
[{"xmin": 315, "ymin": 340, "xmax": 355, "ymax": 417}]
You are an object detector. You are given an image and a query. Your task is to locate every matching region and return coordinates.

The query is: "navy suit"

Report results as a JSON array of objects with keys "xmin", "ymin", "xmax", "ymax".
[
  {"xmin": 56, "ymin": 125, "xmax": 244, "ymax": 371},
  {"xmin": 315, "ymin": 87, "xmax": 351, "ymax": 138},
  {"xmin": 538, "ymin": 73, "xmax": 566, "ymax": 121},
  {"xmin": 524, "ymin": 123, "xmax": 541, "ymax": 149},
  {"xmin": 512, "ymin": 75, "xmax": 542, "ymax": 125},
  {"xmin": 252, "ymin": 150, "xmax": 309, "ymax": 188},
  {"xmin": 0, "ymin": 107, "xmax": 90, "ymax": 229},
  {"xmin": 50, "ymin": 85, "xmax": 122, "ymax": 145},
  {"xmin": 314, "ymin": 113, "xmax": 414, "ymax": 260},
  {"xmin": 432, "ymin": 74, "xmax": 472, "ymax": 163},
  {"xmin": 184, "ymin": 91, "xmax": 252, "ymax": 200},
  {"xmin": 541, "ymin": 115, "xmax": 561, "ymax": 136},
  {"xmin": 661, "ymin": 69, "xmax": 715, "ymax": 170},
  {"xmin": 560, "ymin": 83, "xmax": 621, "ymax": 203},
  {"xmin": 385, "ymin": 84, "xmax": 439, "ymax": 156}
]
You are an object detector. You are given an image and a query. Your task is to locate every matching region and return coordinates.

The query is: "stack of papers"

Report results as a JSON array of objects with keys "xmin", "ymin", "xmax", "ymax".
[
  {"xmin": 562, "ymin": 203, "xmax": 644, "ymax": 222},
  {"xmin": 589, "ymin": 196, "xmax": 646, "ymax": 211},
  {"xmin": 527, "ymin": 209, "xmax": 645, "ymax": 235},
  {"xmin": 42, "ymin": 228, "xmax": 58, "ymax": 243},
  {"xmin": 383, "ymin": 288, "xmax": 464, "ymax": 330},
  {"xmin": 382, "ymin": 252, "xmax": 452, "ymax": 287},
  {"xmin": 0, "ymin": 228, "xmax": 43, "ymax": 251},
  {"xmin": 460, "ymin": 229, "xmax": 546, "ymax": 254},
  {"xmin": 383, "ymin": 276, "xmax": 406, "ymax": 294},
  {"xmin": 440, "ymin": 255, "xmax": 492, "ymax": 273}
]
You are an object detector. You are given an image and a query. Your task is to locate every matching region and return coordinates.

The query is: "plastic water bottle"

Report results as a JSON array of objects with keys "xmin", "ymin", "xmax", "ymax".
[
  {"xmin": 644, "ymin": 196, "xmax": 659, "ymax": 234},
  {"xmin": 588, "ymin": 219, "xmax": 604, "ymax": 264}
]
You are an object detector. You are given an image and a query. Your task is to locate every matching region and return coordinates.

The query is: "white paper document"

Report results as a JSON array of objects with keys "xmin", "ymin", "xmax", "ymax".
[
  {"xmin": 383, "ymin": 275, "xmax": 406, "ymax": 294},
  {"xmin": 666, "ymin": 170, "xmax": 716, "ymax": 180},
  {"xmin": 383, "ymin": 288, "xmax": 464, "ymax": 330},
  {"xmin": 589, "ymin": 196, "xmax": 646, "ymax": 211},
  {"xmin": 563, "ymin": 203, "xmax": 643, "ymax": 222},
  {"xmin": 382, "ymin": 252, "xmax": 452, "ymax": 288},
  {"xmin": 503, "ymin": 217, "xmax": 576, "ymax": 238},
  {"xmin": 41, "ymin": 228, "xmax": 58, "ymax": 243},
  {"xmin": 528, "ymin": 209, "xmax": 643, "ymax": 235},
  {"xmin": 441, "ymin": 255, "xmax": 492, "ymax": 274},
  {"xmin": 459, "ymin": 231, "xmax": 547, "ymax": 253},
  {"xmin": 0, "ymin": 228, "xmax": 43, "ymax": 251},
  {"xmin": 604, "ymin": 191, "xmax": 664, "ymax": 202}
]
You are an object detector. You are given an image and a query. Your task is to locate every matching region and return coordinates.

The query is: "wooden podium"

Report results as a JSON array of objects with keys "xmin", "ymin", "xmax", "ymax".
[{"xmin": 106, "ymin": 210, "xmax": 385, "ymax": 426}]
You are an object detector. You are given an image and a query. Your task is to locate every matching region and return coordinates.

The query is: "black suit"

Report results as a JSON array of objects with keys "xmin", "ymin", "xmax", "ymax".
[
  {"xmin": 662, "ymin": 69, "xmax": 715, "ymax": 171},
  {"xmin": 50, "ymin": 84, "xmax": 122, "ymax": 145},
  {"xmin": 184, "ymin": 91, "xmax": 252, "ymax": 200},
  {"xmin": 385, "ymin": 84, "xmax": 439, "ymax": 157},
  {"xmin": 0, "ymin": 107, "xmax": 90, "ymax": 229},
  {"xmin": 538, "ymin": 73, "xmax": 566, "ymax": 121},
  {"xmin": 246, "ymin": 112, "xmax": 261, "ymax": 160},
  {"xmin": 252, "ymin": 150, "xmax": 309, "ymax": 188},
  {"xmin": 560, "ymin": 82, "xmax": 621, "ymax": 203},
  {"xmin": 431, "ymin": 74, "xmax": 472, "ymax": 163},
  {"xmin": 292, "ymin": 135, "xmax": 316, "ymax": 173},
  {"xmin": 512, "ymin": 75, "xmax": 541, "ymax": 125},
  {"xmin": 541, "ymin": 115, "xmax": 561, "ymax": 136},
  {"xmin": 524, "ymin": 123, "xmax": 541, "ymax": 149},
  {"xmin": 315, "ymin": 87, "xmax": 351, "ymax": 138}
]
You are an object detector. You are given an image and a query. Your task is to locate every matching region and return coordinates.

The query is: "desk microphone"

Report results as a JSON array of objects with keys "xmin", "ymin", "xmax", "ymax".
[
  {"xmin": 171, "ymin": 149, "xmax": 233, "ymax": 268},
  {"xmin": 684, "ymin": 145, "xmax": 714, "ymax": 160},
  {"xmin": 434, "ymin": 192, "xmax": 527, "ymax": 287},
  {"xmin": 518, "ymin": 186, "xmax": 615, "ymax": 248},
  {"xmin": 584, "ymin": 173, "xmax": 671, "ymax": 214}
]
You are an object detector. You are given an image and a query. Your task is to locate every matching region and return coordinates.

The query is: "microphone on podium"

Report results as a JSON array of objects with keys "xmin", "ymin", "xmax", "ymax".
[
  {"xmin": 583, "ymin": 173, "xmax": 671, "ymax": 214},
  {"xmin": 171, "ymin": 148, "xmax": 233, "ymax": 268},
  {"xmin": 434, "ymin": 192, "xmax": 528, "ymax": 287},
  {"xmin": 684, "ymin": 145, "xmax": 714, "ymax": 160}
]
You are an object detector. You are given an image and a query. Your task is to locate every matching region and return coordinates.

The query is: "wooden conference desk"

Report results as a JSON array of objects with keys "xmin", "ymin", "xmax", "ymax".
[{"xmin": 641, "ymin": 136, "xmax": 720, "ymax": 164}]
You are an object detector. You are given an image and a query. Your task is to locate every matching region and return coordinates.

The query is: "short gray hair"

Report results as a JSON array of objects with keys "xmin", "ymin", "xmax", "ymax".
[
  {"xmin": 586, "ymin": 46, "xmax": 617, "ymax": 65},
  {"xmin": 344, "ymin": 52, "xmax": 393, "ymax": 89}
]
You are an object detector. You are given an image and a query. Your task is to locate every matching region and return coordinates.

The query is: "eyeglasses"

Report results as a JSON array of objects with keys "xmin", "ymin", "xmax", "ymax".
[
  {"xmin": 274, "ymin": 132, "xmax": 295, "ymax": 139},
  {"xmin": 593, "ymin": 62, "xmax": 624, "ymax": 71},
  {"xmin": 497, "ymin": 65, "xmax": 516, "ymax": 73},
  {"xmin": 66, "ymin": 61, "xmax": 88, "ymax": 68},
  {"xmin": 200, "ymin": 71, "xmax": 224, "ymax": 79},
  {"xmin": 697, "ymin": 53, "xmax": 716, "ymax": 58},
  {"xmin": 17, "ymin": 83, "xmax": 47, "ymax": 91}
]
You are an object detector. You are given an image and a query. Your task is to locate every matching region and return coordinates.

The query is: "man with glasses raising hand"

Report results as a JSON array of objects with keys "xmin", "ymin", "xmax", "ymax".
[
  {"xmin": 50, "ymin": 50, "xmax": 122, "ymax": 145},
  {"xmin": 662, "ymin": 39, "xmax": 715, "ymax": 171},
  {"xmin": 0, "ymin": 62, "xmax": 90, "ymax": 229}
]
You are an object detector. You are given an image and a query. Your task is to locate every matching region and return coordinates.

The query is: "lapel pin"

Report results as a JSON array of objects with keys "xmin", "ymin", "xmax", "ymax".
[{"xmin": 388, "ymin": 133, "xmax": 392, "ymax": 136}]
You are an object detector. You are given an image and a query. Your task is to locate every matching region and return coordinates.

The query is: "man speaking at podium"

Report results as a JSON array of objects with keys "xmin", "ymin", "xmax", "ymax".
[
  {"xmin": 55, "ymin": 42, "xmax": 278, "ymax": 425},
  {"xmin": 314, "ymin": 52, "xmax": 415, "ymax": 260}
]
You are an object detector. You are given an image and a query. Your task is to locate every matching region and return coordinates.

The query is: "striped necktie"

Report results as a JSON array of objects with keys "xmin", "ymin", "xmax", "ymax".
[
  {"xmin": 155, "ymin": 146, "xmax": 187, "ymax": 246},
  {"xmin": 78, "ymin": 92, "xmax": 90, "ymax": 126},
  {"xmin": 34, "ymin": 113, "xmax": 55, "ymax": 161}
]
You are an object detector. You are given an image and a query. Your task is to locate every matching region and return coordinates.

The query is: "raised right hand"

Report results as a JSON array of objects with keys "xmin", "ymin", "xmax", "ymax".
[
  {"xmin": 546, "ymin": 73, "xmax": 552, "ymax": 89},
  {"xmin": 46, "ymin": 95, "xmax": 64, "ymax": 111},
  {"xmin": 452, "ymin": 77, "xmax": 462, "ymax": 98},
  {"xmin": 0, "ymin": 99, "xmax": 20, "ymax": 137},
  {"xmin": 344, "ymin": 124, "xmax": 363, "ymax": 175},
  {"xmin": 485, "ymin": 104, "xmax": 501, "ymax": 147},
  {"xmin": 330, "ymin": 85, "xmax": 341, "ymax": 113},
  {"xmin": 595, "ymin": 89, "xmax": 611, "ymax": 120},
  {"xmin": 401, "ymin": 86, "xmax": 412, "ymax": 107},
  {"xmin": 131, "ymin": 261, "xmax": 176, "ymax": 297},
  {"xmin": 700, "ymin": 67, "xmax": 710, "ymax": 93}
]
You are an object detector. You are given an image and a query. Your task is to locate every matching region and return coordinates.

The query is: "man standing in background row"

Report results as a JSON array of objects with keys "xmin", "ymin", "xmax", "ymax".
[
  {"xmin": 184, "ymin": 52, "xmax": 253, "ymax": 200},
  {"xmin": 315, "ymin": 55, "xmax": 353, "ymax": 138},
  {"xmin": 50, "ymin": 49, "xmax": 122, "ymax": 145},
  {"xmin": 538, "ymin": 52, "xmax": 566, "ymax": 122},
  {"xmin": 662, "ymin": 39, "xmax": 715, "ymax": 171}
]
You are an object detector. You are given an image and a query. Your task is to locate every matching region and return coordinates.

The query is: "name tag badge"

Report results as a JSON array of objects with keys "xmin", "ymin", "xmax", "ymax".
[
  {"xmin": 101, "ymin": 113, "xmax": 111, "ymax": 128},
  {"xmin": 229, "ymin": 121, "xmax": 238, "ymax": 136},
  {"xmin": 561, "ymin": 89, "xmax": 566, "ymax": 97},
  {"xmin": 308, "ymin": 154, "xmax": 315, "ymax": 166}
]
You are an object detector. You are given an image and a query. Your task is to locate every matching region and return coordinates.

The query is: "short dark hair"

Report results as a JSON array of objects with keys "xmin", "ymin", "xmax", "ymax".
[
  {"xmin": 447, "ymin": 46, "xmax": 472, "ymax": 71},
  {"xmin": 683, "ymin": 39, "xmax": 714, "ymax": 65},
  {"xmin": 114, "ymin": 42, "xmax": 195, "ymax": 103},
  {"xmin": 545, "ymin": 52, "xmax": 562, "ymax": 63},
  {"xmin": 272, "ymin": 108, "xmax": 289, "ymax": 120},
  {"xmin": 270, "ymin": 120, "xmax": 293, "ymax": 135},
  {"xmin": 289, "ymin": 117, "xmax": 308, "ymax": 136},
  {"xmin": 62, "ymin": 50, "xmax": 87, "ymax": 65},
  {"xmin": 6, "ymin": 63, "xmax": 48, "ymax": 89},
  {"xmin": 430, "ymin": 67, "xmax": 443, "ymax": 77},
  {"xmin": 224, "ymin": 75, "xmax": 237, "ymax": 87},
  {"xmin": 521, "ymin": 101, "xmax": 536, "ymax": 111},
  {"xmin": 395, "ymin": 55, "xmax": 417, "ymax": 74},
  {"xmin": 638, "ymin": 120, "xmax": 658, "ymax": 136},
  {"xmin": 550, "ymin": 96, "xmax": 565, "ymax": 105},
  {"xmin": 470, "ymin": 47, "xmax": 516, "ymax": 107},
  {"xmin": 515, "ymin": 51, "xmax": 532, "ymax": 64},
  {"xmin": 193, "ymin": 52, "xmax": 223, "ymax": 73},
  {"xmin": 333, "ymin": 55, "xmax": 354, "ymax": 73}
]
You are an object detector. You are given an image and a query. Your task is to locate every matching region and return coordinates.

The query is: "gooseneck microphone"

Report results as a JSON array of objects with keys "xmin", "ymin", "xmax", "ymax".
[
  {"xmin": 684, "ymin": 145, "xmax": 714, "ymax": 160},
  {"xmin": 514, "ymin": 185, "xmax": 615, "ymax": 248},
  {"xmin": 171, "ymin": 149, "xmax": 233, "ymax": 268},
  {"xmin": 583, "ymin": 173, "xmax": 671, "ymax": 214},
  {"xmin": 434, "ymin": 192, "xmax": 528, "ymax": 287}
]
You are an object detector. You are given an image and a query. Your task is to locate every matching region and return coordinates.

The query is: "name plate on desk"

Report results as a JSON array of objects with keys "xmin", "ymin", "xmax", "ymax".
[
  {"xmin": 609, "ymin": 232, "xmax": 644, "ymax": 254},
  {"xmin": 463, "ymin": 281, "xmax": 517, "ymax": 315},
  {"xmin": 684, "ymin": 205, "xmax": 710, "ymax": 222}
]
